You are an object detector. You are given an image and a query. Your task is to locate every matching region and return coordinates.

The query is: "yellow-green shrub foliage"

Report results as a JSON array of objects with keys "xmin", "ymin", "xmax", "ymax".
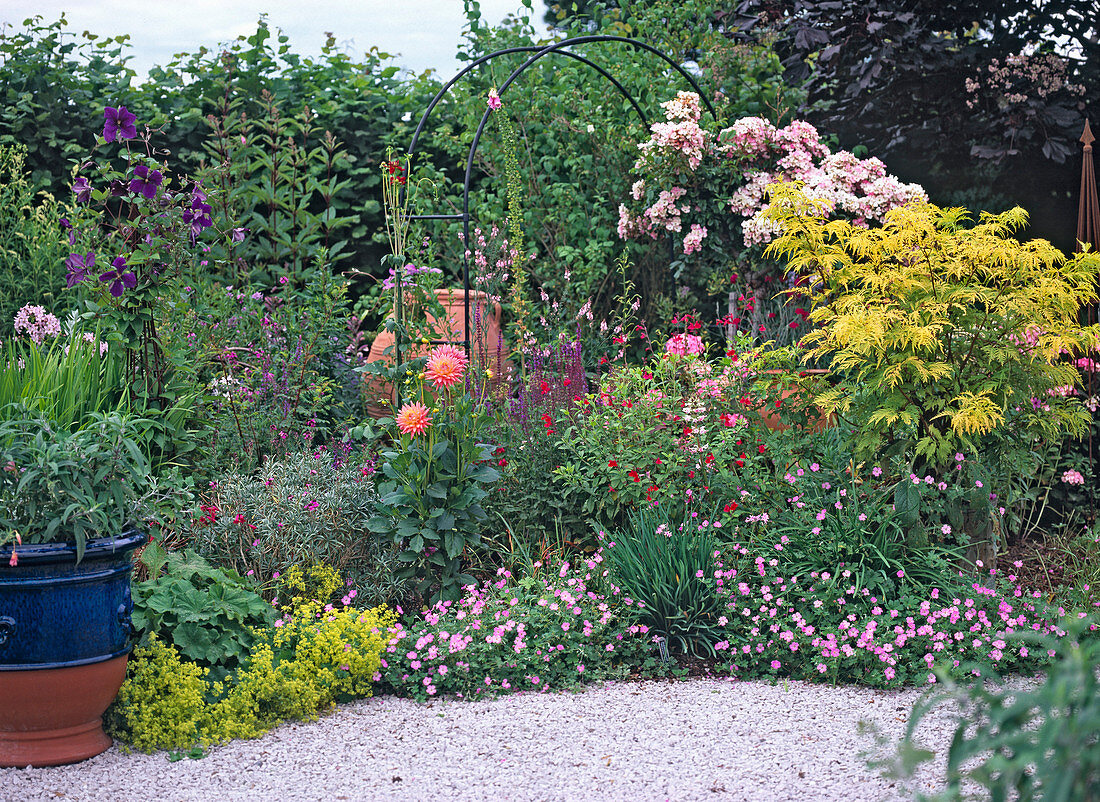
[
  {"xmin": 763, "ymin": 182, "xmax": 1100, "ymax": 471},
  {"xmin": 277, "ymin": 562, "xmax": 344, "ymax": 616},
  {"xmin": 106, "ymin": 605, "xmax": 396, "ymax": 752},
  {"xmin": 211, "ymin": 602, "xmax": 397, "ymax": 741},
  {"xmin": 104, "ymin": 635, "xmax": 209, "ymax": 753}
]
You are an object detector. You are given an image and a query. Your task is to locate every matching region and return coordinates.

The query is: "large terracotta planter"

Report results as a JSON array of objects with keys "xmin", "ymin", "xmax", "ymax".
[
  {"xmin": 0, "ymin": 530, "xmax": 145, "ymax": 767},
  {"xmin": 363, "ymin": 289, "xmax": 503, "ymax": 416},
  {"xmin": 754, "ymin": 369, "xmax": 835, "ymax": 432}
]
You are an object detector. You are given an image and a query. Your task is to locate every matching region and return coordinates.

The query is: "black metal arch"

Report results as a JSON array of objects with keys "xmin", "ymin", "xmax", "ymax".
[
  {"xmin": 398, "ymin": 35, "xmax": 718, "ymax": 371},
  {"xmin": 407, "ymin": 45, "xmax": 651, "ymax": 159}
]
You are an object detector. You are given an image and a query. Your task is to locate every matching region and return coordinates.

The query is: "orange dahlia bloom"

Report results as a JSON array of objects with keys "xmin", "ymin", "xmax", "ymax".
[
  {"xmin": 395, "ymin": 402, "xmax": 432, "ymax": 436},
  {"xmin": 424, "ymin": 345, "xmax": 468, "ymax": 389}
]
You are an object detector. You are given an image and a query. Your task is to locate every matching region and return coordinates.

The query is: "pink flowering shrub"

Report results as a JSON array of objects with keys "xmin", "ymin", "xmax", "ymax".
[
  {"xmin": 963, "ymin": 51, "xmax": 1087, "ymax": 161},
  {"xmin": 12, "ymin": 304, "xmax": 62, "ymax": 344},
  {"xmin": 617, "ymin": 93, "xmax": 925, "ymax": 340},
  {"xmin": 619, "ymin": 92, "xmax": 926, "ymax": 254},
  {"xmin": 380, "ymin": 555, "xmax": 649, "ymax": 701}
]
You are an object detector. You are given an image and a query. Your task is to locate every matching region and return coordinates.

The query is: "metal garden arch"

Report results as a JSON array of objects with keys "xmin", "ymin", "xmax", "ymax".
[{"xmin": 395, "ymin": 34, "xmax": 717, "ymax": 368}]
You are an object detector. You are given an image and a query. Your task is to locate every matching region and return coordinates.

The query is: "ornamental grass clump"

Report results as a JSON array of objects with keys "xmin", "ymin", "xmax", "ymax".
[
  {"xmin": 602, "ymin": 507, "xmax": 726, "ymax": 657},
  {"xmin": 1, "ymin": 308, "xmax": 123, "ymax": 432}
]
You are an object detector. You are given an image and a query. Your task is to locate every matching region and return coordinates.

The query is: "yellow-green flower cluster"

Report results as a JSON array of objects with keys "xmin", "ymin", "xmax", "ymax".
[
  {"xmin": 104, "ymin": 634, "xmax": 209, "ymax": 753},
  {"xmin": 106, "ymin": 600, "xmax": 396, "ymax": 753}
]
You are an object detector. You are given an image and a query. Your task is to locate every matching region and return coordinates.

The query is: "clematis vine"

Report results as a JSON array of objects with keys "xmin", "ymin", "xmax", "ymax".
[
  {"xmin": 128, "ymin": 164, "xmax": 163, "ymax": 200},
  {"xmin": 65, "ymin": 251, "xmax": 95, "ymax": 288}
]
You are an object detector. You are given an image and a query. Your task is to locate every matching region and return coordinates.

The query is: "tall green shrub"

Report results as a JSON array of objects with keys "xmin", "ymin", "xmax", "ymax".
[
  {"xmin": 0, "ymin": 145, "xmax": 71, "ymax": 332},
  {"xmin": 0, "ymin": 16, "xmax": 140, "ymax": 194},
  {"xmin": 0, "ymin": 16, "xmax": 439, "ymax": 296}
]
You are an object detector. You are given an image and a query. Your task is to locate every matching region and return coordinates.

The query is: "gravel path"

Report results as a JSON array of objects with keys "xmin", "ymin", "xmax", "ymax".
[{"xmin": 1, "ymin": 677, "xmax": 983, "ymax": 802}]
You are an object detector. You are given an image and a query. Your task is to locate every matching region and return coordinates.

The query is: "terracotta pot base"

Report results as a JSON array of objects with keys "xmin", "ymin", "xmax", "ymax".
[{"xmin": 0, "ymin": 655, "xmax": 128, "ymax": 767}]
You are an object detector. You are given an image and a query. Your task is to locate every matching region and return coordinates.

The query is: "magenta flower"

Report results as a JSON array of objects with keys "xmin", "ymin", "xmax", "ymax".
[
  {"xmin": 487, "ymin": 89, "xmax": 502, "ymax": 110},
  {"xmin": 103, "ymin": 106, "xmax": 137, "ymax": 142}
]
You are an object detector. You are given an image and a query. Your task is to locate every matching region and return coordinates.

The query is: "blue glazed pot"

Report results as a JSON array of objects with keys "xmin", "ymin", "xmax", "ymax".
[{"xmin": 0, "ymin": 530, "xmax": 146, "ymax": 669}]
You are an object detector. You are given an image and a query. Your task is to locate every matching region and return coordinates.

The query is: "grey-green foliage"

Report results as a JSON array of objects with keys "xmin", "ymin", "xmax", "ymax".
[
  {"xmin": 0, "ymin": 405, "xmax": 155, "ymax": 561},
  {"xmin": 183, "ymin": 450, "xmax": 406, "ymax": 605},
  {"xmin": 0, "ymin": 144, "xmax": 71, "ymax": 333},
  {"xmin": 131, "ymin": 542, "xmax": 276, "ymax": 683},
  {"xmin": 604, "ymin": 506, "xmax": 725, "ymax": 657},
  {"xmin": 895, "ymin": 614, "xmax": 1100, "ymax": 801}
]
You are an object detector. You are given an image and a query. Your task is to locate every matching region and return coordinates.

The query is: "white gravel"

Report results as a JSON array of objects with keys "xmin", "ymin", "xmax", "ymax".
[{"xmin": 1, "ymin": 677, "xmax": 997, "ymax": 802}]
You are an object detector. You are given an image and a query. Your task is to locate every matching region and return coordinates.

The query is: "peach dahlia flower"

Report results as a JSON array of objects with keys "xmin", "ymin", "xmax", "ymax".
[
  {"xmin": 395, "ymin": 402, "xmax": 432, "ymax": 436},
  {"xmin": 424, "ymin": 345, "xmax": 468, "ymax": 389}
]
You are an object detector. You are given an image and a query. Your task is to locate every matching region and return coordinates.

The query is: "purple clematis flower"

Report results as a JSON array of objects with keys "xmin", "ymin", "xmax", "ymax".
[
  {"xmin": 128, "ymin": 164, "xmax": 163, "ymax": 199},
  {"xmin": 182, "ymin": 183, "xmax": 213, "ymax": 237},
  {"xmin": 65, "ymin": 252, "xmax": 95, "ymax": 288},
  {"xmin": 103, "ymin": 106, "xmax": 137, "ymax": 143},
  {"xmin": 60, "ymin": 217, "xmax": 76, "ymax": 246},
  {"xmin": 99, "ymin": 256, "xmax": 137, "ymax": 297},
  {"xmin": 72, "ymin": 176, "xmax": 92, "ymax": 203}
]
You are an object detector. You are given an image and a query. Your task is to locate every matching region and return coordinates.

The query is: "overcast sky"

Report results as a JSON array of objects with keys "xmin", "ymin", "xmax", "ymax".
[{"xmin": 1, "ymin": 1, "xmax": 550, "ymax": 78}]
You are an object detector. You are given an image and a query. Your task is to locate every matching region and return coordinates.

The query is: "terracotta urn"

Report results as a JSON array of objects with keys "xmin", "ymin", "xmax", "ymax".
[
  {"xmin": 363, "ymin": 288, "xmax": 503, "ymax": 416},
  {"xmin": 755, "ymin": 369, "xmax": 835, "ymax": 432}
]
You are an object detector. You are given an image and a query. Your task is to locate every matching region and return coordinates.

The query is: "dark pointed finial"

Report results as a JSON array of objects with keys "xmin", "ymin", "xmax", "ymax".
[{"xmin": 1083, "ymin": 119, "xmax": 1095, "ymax": 148}]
